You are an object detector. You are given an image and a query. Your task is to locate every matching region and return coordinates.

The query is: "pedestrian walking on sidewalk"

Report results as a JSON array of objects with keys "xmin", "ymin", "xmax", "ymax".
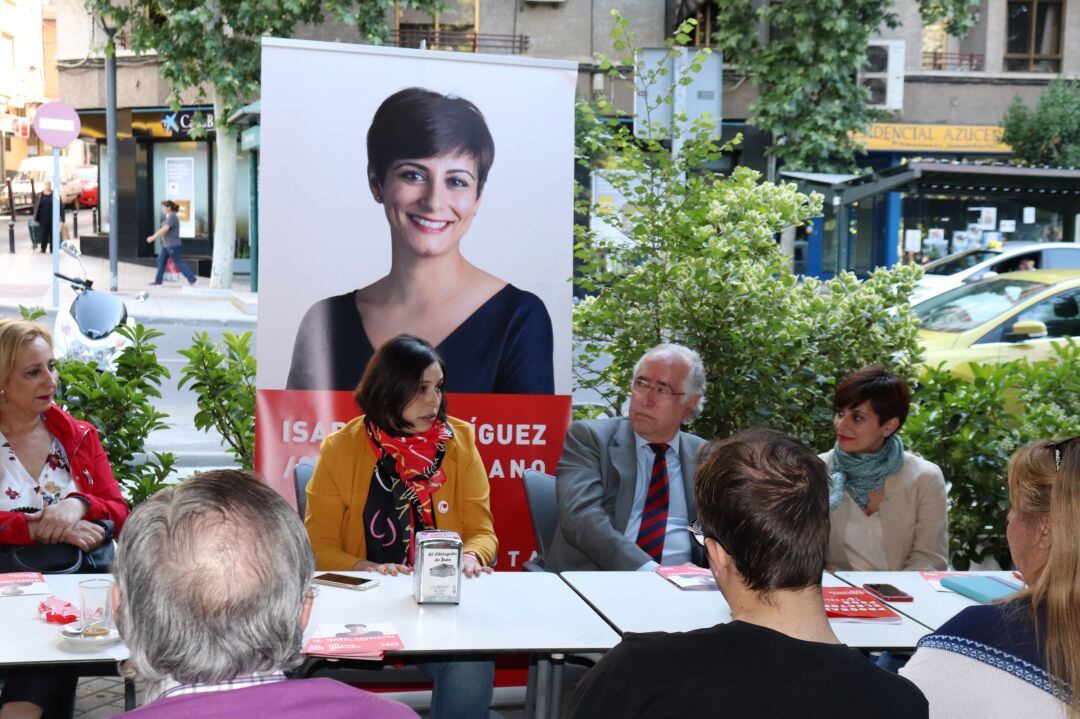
[
  {"xmin": 33, "ymin": 182, "xmax": 65, "ymax": 254},
  {"xmin": 147, "ymin": 200, "xmax": 197, "ymax": 286}
]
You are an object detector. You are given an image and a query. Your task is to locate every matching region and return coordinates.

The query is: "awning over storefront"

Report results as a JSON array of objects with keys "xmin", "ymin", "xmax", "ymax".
[
  {"xmin": 783, "ymin": 161, "xmax": 1080, "ymax": 276},
  {"xmin": 785, "ymin": 161, "xmax": 1080, "ymax": 205}
]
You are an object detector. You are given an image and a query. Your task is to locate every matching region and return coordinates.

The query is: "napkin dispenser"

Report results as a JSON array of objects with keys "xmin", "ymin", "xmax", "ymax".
[{"xmin": 413, "ymin": 530, "xmax": 463, "ymax": 604}]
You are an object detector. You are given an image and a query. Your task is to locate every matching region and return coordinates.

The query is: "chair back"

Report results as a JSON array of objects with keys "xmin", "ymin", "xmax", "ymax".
[
  {"xmin": 523, "ymin": 469, "xmax": 558, "ymax": 557},
  {"xmin": 293, "ymin": 461, "xmax": 315, "ymax": 519}
]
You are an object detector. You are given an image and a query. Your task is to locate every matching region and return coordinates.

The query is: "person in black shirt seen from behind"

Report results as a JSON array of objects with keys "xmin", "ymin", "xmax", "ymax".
[{"xmin": 570, "ymin": 428, "xmax": 928, "ymax": 719}]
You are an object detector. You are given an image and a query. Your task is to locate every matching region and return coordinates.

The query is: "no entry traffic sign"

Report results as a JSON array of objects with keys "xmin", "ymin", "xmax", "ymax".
[{"xmin": 32, "ymin": 102, "xmax": 81, "ymax": 147}]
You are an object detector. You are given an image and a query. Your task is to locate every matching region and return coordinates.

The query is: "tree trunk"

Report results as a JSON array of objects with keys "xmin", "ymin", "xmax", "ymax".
[{"xmin": 211, "ymin": 92, "xmax": 237, "ymax": 289}]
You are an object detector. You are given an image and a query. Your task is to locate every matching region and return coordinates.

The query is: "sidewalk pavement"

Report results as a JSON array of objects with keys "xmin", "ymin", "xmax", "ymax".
[{"xmin": 0, "ymin": 221, "xmax": 257, "ymax": 326}]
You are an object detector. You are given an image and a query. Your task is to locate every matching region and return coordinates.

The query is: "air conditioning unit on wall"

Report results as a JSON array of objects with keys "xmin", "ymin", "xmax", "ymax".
[{"xmin": 861, "ymin": 39, "xmax": 905, "ymax": 111}]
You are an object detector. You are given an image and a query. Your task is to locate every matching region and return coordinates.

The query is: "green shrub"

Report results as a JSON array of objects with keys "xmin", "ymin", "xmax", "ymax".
[
  {"xmin": 905, "ymin": 341, "xmax": 1080, "ymax": 569},
  {"xmin": 18, "ymin": 305, "xmax": 46, "ymax": 322},
  {"xmin": 178, "ymin": 331, "xmax": 255, "ymax": 470},
  {"xmin": 55, "ymin": 324, "xmax": 176, "ymax": 505}
]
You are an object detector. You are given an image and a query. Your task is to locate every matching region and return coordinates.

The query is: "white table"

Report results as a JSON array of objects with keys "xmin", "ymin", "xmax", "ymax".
[
  {"xmin": 834, "ymin": 571, "xmax": 1023, "ymax": 631},
  {"xmin": 0, "ymin": 574, "xmax": 127, "ymax": 666},
  {"xmin": 0, "ymin": 574, "xmax": 134, "ymax": 710},
  {"xmin": 306, "ymin": 571, "xmax": 620, "ymax": 719},
  {"xmin": 560, "ymin": 571, "xmax": 933, "ymax": 650},
  {"xmin": 3, "ymin": 572, "xmax": 616, "ymax": 719}
]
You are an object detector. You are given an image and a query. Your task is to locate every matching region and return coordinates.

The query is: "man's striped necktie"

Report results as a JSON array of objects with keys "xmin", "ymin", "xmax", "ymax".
[{"xmin": 636, "ymin": 442, "xmax": 670, "ymax": 562}]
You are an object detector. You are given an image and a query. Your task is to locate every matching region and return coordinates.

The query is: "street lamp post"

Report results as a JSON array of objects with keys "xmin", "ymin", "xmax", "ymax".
[{"xmin": 101, "ymin": 17, "xmax": 119, "ymax": 292}]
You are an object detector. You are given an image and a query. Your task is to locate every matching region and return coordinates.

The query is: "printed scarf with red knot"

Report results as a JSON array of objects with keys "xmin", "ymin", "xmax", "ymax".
[{"xmin": 362, "ymin": 418, "xmax": 452, "ymax": 566}]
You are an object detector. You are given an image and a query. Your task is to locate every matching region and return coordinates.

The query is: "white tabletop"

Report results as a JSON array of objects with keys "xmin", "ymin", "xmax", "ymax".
[
  {"xmin": 3, "ymin": 571, "xmax": 619, "ymax": 668},
  {"xmin": 0, "ymin": 574, "xmax": 127, "ymax": 666},
  {"xmin": 560, "ymin": 571, "xmax": 933, "ymax": 650},
  {"xmin": 834, "ymin": 570, "xmax": 1023, "ymax": 631},
  {"xmin": 306, "ymin": 571, "xmax": 620, "ymax": 655}
]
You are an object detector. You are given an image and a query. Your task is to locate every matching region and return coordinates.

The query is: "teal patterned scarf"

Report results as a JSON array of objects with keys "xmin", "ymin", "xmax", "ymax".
[{"xmin": 828, "ymin": 435, "xmax": 905, "ymax": 510}]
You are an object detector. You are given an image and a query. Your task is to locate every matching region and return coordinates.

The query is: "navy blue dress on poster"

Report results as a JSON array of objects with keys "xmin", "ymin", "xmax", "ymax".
[{"xmin": 286, "ymin": 284, "xmax": 554, "ymax": 394}]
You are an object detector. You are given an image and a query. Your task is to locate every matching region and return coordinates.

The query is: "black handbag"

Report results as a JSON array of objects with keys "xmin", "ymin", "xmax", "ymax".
[{"xmin": 0, "ymin": 519, "xmax": 115, "ymax": 574}]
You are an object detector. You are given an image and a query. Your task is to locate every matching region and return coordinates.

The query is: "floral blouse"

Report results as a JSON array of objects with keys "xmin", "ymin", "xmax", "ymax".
[{"xmin": 0, "ymin": 429, "xmax": 76, "ymax": 513}]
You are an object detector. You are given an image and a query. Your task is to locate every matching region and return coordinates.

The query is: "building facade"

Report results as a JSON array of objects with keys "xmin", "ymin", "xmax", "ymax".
[
  {"xmin": 54, "ymin": 0, "xmax": 1078, "ymax": 276},
  {"xmin": 0, "ymin": 0, "xmax": 48, "ymax": 186}
]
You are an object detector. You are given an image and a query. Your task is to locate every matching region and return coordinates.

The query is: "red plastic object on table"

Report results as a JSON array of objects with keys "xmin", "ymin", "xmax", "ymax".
[{"xmin": 38, "ymin": 595, "xmax": 79, "ymax": 624}]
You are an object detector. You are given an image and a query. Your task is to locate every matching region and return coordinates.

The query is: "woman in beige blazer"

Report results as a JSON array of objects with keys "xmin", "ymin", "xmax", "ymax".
[{"xmin": 820, "ymin": 366, "xmax": 948, "ymax": 571}]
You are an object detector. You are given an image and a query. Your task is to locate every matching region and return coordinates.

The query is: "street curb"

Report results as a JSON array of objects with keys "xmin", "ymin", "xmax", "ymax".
[
  {"xmin": 0, "ymin": 302, "xmax": 259, "ymax": 328},
  {"xmin": 127, "ymin": 312, "xmax": 259, "ymax": 329},
  {"xmin": 133, "ymin": 450, "xmax": 239, "ymax": 468}
]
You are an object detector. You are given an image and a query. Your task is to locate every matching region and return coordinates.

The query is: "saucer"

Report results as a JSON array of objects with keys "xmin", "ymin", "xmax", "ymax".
[{"xmin": 56, "ymin": 624, "xmax": 121, "ymax": 649}]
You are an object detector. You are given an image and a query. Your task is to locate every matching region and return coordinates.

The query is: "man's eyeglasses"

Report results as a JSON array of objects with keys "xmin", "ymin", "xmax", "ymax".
[
  {"xmin": 631, "ymin": 377, "xmax": 685, "ymax": 399},
  {"xmin": 687, "ymin": 520, "xmax": 706, "ymax": 547},
  {"xmin": 1049, "ymin": 436, "xmax": 1080, "ymax": 472}
]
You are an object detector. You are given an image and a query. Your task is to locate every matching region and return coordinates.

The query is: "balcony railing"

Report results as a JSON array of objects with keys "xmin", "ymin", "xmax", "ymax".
[
  {"xmin": 388, "ymin": 29, "xmax": 529, "ymax": 55},
  {"xmin": 921, "ymin": 51, "xmax": 985, "ymax": 71}
]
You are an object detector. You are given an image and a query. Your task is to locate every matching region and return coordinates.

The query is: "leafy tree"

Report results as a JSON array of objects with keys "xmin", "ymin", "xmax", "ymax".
[
  {"xmin": 708, "ymin": 0, "xmax": 979, "ymax": 171},
  {"xmin": 905, "ymin": 341, "xmax": 1080, "ymax": 569},
  {"xmin": 1002, "ymin": 79, "xmax": 1080, "ymax": 167},
  {"xmin": 84, "ymin": 0, "xmax": 442, "ymax": 289},
  {"xmin": 576, "ymin": 15, "xmax": 924, "ymax": 448}
]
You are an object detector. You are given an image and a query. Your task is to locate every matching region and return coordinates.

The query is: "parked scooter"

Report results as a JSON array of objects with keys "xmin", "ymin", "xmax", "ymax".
[{"xmin": 52, "ymin": 241, "xmax": 143, "ymax": 370}]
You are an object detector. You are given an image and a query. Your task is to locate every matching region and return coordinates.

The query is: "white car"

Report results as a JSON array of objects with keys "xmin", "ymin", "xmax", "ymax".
[
  {"xmin": 8, "ymin": 156, "xmax": 83, "ymax": 211},
  {"xmin": 913, "ymin": 242, "xmax": 1080, "ymax": 303}
]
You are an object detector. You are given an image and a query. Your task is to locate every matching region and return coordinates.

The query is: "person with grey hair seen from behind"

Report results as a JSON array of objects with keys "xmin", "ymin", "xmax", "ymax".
[
  {"xmin": 110, "ymin": 470, "xmax": 417, "ymax": 719},
  {"xmin": 545, "ymin": 343, "xmax": 707, "ymax": 572},
  {"xmin": 569, "ymin": 429, "xmax": 929, "ymax": 718}
]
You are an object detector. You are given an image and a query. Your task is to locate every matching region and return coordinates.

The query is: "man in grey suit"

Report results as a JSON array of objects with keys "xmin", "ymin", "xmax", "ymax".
[{"xmin": 545, "ymin": 344, "xmax": 707, "ymax": 572}]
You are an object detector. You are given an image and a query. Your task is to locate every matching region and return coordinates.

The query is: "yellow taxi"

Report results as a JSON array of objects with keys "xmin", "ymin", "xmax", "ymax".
[{"xmin": 915, "ymin": 269, "xmax": 1080, "ymax": 376}]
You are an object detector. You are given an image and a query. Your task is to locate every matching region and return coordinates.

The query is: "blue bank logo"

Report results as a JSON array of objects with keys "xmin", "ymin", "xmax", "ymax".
[{"xmin": 161, "ymin": 112, "xmax": 180, "ymax": 135}]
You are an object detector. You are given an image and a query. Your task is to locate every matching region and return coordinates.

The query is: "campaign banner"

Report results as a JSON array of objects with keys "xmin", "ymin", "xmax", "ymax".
[
  {"xmin": 257, "ymin": 39, "xmax": 576, "ymax": 394},
  {"xmin": 257, "ymin": 391, "xmax": 571, "ymax": 570},
  {"xmin": 256, "ymin": 39, "xmax": 577, "ymax": 572}
]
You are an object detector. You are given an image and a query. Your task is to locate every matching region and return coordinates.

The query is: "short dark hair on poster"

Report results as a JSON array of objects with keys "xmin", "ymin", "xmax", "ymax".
[
  {"xmin": 694, "ymin": 428, "xmax": 830, "ymax": 595},
  {"xmin": 367, "ymin": 87, "xmax": 496, "ymax": 193},
  {"xmin": 833, "ymin": 365, "xmax": 911, "ymax": 429},
  {"xmin": 354, "ymin": 334, "xmax": 448, "ymax": 434}
]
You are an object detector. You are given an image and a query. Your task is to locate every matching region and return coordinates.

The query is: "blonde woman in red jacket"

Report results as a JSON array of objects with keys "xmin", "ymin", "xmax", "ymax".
[{"xmin": 0, "ymin": 318, "xmax": 129, "ymax": 719}]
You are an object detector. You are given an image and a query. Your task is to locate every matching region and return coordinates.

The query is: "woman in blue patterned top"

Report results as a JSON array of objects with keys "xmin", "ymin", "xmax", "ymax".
[{"xmin": 901, "ymin": 437, "xmax": 1080, "ymax": 718}]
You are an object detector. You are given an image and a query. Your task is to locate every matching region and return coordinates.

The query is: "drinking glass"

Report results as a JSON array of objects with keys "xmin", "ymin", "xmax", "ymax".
[{"xmin": 78, "ymin": 579, "xmax": 113, "ymax": 635}]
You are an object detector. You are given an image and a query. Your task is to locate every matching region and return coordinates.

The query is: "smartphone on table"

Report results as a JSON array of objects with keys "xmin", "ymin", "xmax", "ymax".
[
  {"xmin": 863, "ymin": 583, "xmax": 913, "ymax": 602},
  {"xmin": 313, "ymin": 572, "xmax": 380, "ymax": 591}
]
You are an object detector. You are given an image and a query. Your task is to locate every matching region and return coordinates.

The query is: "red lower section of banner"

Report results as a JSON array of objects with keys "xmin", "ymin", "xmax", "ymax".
[{"xmin": 256, "ymin": 390, "xmax": 572, "ymax": 571}]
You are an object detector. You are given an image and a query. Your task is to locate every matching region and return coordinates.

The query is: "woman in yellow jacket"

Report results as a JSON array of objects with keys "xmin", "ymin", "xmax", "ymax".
[{"xmin": 305, "ymin": 334, "xmax": 496, "ymax": 719}]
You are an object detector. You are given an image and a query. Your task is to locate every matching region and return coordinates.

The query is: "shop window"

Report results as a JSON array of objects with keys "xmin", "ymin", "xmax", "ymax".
[{"xmin": 1005, "ymin": 0, "xmax": 1063, "ymax": 72}]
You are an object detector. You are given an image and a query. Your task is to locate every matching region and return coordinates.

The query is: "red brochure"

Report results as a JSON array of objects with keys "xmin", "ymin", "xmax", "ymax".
[
  {"xmin": 0, "ymin": 572, "xmax": 50, "ymax": 597},
  {"xmin": 823, "ymin": 587, "xmax": 902, "ymax": 624},
  {"xmin": 655, "ymin": 564, "xmax": 718, "ymax": 591},
  {"xmin": 303, "ymin": 622, "xmax": 404, "ymax": 660}
]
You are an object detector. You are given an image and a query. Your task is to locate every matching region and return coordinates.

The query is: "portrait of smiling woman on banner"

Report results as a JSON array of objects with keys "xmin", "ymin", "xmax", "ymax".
[{"xmin": 286, "ymin": 87, "xmax": 554, "ymax": 395}]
